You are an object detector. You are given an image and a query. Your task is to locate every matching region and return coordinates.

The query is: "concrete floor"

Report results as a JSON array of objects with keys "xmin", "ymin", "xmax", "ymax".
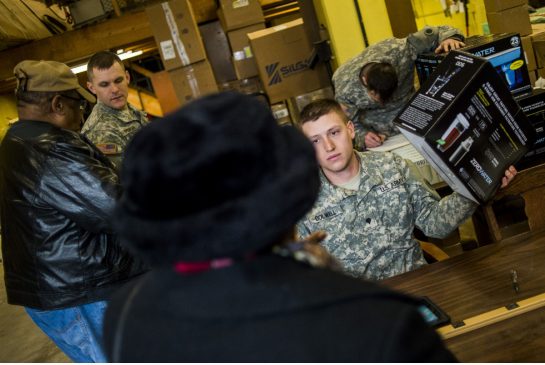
[{"xmin": 0, "ymin": 262, "xmax": 70, "ymax": 362}]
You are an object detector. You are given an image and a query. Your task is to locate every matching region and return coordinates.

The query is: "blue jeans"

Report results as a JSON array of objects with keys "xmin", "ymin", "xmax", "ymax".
[{"xmin": 25, "ymin": 301, "xmax": 107, "ymax": 363}]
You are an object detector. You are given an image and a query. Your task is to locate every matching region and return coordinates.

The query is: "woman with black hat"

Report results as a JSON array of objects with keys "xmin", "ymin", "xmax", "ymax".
[{"xmin": 103, "ymin": 92, "xmax": 456, "ymax": 362}]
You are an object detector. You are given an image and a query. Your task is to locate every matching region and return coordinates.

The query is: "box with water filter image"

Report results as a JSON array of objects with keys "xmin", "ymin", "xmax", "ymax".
[
  {"xmin": 415, "ymin": 33, "xmax": 532, "ymax": 96},
  {"xmin": 394, "ymin": 51, "xmax": 536, "ymax": 203}
]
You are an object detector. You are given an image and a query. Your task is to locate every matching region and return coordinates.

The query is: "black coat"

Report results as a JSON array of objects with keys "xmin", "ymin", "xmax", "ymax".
[
  {"xmin": 104, "ymin": 255, "xmax": 456, "ymax": 362},
  {"xmin": 0, "ymin": 120, "xmax": 144, "ymax": 309}
]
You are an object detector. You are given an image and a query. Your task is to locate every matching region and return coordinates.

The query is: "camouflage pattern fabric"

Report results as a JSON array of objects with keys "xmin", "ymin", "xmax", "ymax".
[
  {"xmin": 82, "ymin": 102, "xmax": 148, "ymax": 169},
  {"xmin": 332, "ymin": 26, "xmax": 463, "ymax": 150},
  {"xmin": 296, "ymin": 151, "xmax": 477, "ymax": 281}
]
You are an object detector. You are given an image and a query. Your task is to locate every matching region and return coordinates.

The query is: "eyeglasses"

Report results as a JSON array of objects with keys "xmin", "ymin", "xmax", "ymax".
[{"xmin": 60, "ymin": 94, "xmax": 88, "ymax": 111}]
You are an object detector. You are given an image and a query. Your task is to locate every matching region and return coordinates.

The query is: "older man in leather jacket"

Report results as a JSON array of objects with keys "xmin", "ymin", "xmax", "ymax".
[{"xmin": 0, "ymin": 60, "xmax": 144, "ymax": 362}]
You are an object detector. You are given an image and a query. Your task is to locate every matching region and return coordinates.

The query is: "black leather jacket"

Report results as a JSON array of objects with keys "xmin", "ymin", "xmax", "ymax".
[{"xmin": 0, "ymin": 120, "xmax": 144, "ymax": 310}]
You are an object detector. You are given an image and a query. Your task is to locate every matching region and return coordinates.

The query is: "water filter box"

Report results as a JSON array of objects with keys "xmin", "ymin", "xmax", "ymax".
[{"xmin": 395, "ymin": 51, "xmax": 536, "ymax": 203}]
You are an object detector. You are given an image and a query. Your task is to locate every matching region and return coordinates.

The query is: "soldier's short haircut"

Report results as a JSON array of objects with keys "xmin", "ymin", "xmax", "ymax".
[
  {"xmin": 361, "ymin": 62, "xmax": 398, "ymax": 103},
  {"xmin": 87, "ymin": 51, "xmax": 125, "ymax": 81},
  {"xmin": 298, "ymin": 99, "xmax": 348, "ymax": 127}
]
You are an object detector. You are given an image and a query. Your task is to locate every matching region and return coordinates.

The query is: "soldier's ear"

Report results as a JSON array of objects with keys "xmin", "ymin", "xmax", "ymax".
[
  {"xmin": 87, "ymin": 81, "xmax": 96, "ymax": 95},
  {"xmin": 346, "ymin": 120, "xmax": 356, "ymax": 139}
]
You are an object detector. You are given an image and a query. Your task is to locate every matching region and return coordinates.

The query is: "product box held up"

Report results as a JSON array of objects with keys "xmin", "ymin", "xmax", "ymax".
[
  {"xmin": 416, "ymin": 33, "xmax": 532, "ymax": 95},
  {"xmin": 394, "ymin": 51, "xmax": 536, "ymax": 203}
]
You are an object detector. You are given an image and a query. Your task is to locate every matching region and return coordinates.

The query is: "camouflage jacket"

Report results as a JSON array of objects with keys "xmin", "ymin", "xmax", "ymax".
[
  {"xmin": 296, "ymin": 151, "xmax": 477, "ymax": 281},
  {"xmin": 332, "ymin": 26, "xmax": 463, "ymax": 150},
  {"xmin": 81, "ymin": 102, "xmax": 148, "ymax": 169}
]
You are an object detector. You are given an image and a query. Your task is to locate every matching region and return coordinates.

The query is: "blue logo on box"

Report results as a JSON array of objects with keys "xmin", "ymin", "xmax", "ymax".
[{"xmin": 265, "ymin": 57, "xmax": 313, "ymax": 86}]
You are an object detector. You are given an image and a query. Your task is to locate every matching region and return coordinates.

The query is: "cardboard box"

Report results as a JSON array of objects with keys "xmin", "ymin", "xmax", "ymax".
[
  {"xmin": 199, "ymin": 20, "xmax": 236, "ymax": 83},
  {"xmin": 487, "ymin": 5, "xmax": 532, "ymax": 36},
  {"xmin": 521, "ymin": 35, "xmax": 536, "ymax": 71},
  {"xmin": 217, "ymin": 0, "xmax": 264, "ymax": 31},
  {"xmin": 483, "ymin": 0, "xmax": 526, "ymax": 12},
  {"xmin": 394, "ymin": 51, "xmax": 536, "ymax": 203},
  {"xmin": 248, "ymin": 18, "xmax": 331, "ymax": 104},
  {"xmin": 515, "ymin": 89, "xmax": 545, "ymax": 169},
  {"xmin": 416, "ymin": 33, "xmax": 532, "ymax": 95},
  {"xmin": 146, "ymin": 0, "xmax": 206, "ymax": 70},
  {"xmin": 227, "ymin": 23, "xmax": 265, "ymax": 79},
  {"xmin": 271, "ymin": 101, "xmax": 292, "ymax": 126},
  {"xmin": 168, "ymin": 60, "xmax": 219, "ymax": 105}
]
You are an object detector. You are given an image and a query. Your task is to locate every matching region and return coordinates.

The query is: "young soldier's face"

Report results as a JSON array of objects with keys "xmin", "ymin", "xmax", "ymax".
[
  {"xmin": 301, "ymin": 111, "xmax": 356, "ymax": 175},
  {"xmin": 87, "ymin": 62, "xmax": 130, "ymax": 110}
]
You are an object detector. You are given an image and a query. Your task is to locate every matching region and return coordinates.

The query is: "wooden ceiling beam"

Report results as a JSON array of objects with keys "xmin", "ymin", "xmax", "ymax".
[{"xmin": 0, "ymin": 10, "xmax": 154, "ymax": 82}]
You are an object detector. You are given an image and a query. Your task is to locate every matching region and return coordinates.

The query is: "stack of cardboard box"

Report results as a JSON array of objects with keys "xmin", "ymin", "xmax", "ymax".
[
  {"xmin": 145, "ymin": 0, "xmax": 332, "ymax": 123},
  {"xmin": 146, "ymin": 0, "xmax": 218, "ymax": 108},
  {"xmin": 484, "ymin": 0, "xmax": 532, "ymax": 35}
]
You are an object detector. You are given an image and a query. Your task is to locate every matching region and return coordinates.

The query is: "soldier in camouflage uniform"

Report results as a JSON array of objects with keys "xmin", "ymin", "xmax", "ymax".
[
  {"xmin": 333, "ymin": 26, "xmax": 465, "ymax": 150},
  {"xmin": 296, "ymin": 99, "xmax": 517, "ymax": 280},
  {"xmin": 82, "ymin": 51, "xmax": 148, "ymax": 169}
]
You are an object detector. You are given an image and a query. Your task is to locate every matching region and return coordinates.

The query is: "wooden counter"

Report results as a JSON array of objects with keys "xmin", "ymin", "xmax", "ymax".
[{"xmin": 381, "ymin": 230, "xmax": 545, "ymax": 361}]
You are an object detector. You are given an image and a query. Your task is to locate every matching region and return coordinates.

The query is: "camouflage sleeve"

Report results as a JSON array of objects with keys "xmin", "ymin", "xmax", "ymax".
[
  {"xmin": 333, "ymin": 80, "xmax": 360, "ymax": 122},
  {"xmin": 415, "ymin": 191, "xmax": 477, "ymax": 239},
  {"xmin": 106, "ymin": 155, "xmax": 122, "ymax": 173},
  {"xmin": 332, "ymin": 52, "xmax": 369, "ymax": 123},
  {"xmin": 399, "ymin": 156, "xmax": 478, "ymax": 238},
  {"xmin": 84, "ymin": 127, "xmax": 127, "ymax": 147},
  {"xmin": 437, "ymin": 25, "xmax": 464, "ymax": 43},
  {"xmin": 407, "ymin": 25, "xmax": 464, "ymax": 55},
  {"xmin": 296, "ymin": 220, "xmax": 312, "ymax": 240},
  {"xmin": 352, "ymin": 116, "xmax": 368, "ymax": 151}
]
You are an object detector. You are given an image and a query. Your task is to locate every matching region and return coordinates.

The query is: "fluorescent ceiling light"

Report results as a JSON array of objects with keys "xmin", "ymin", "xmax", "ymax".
[
  {"xmin": 70, "ymin": 63, "xmax": 88, "ymax": 74},
  {"xmin": 70, "ymin": 50, "xmax": 144, "ymax": 74}
]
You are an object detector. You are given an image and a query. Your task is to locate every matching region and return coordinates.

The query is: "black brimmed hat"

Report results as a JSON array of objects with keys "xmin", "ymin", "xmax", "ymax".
[{"xmin": 114, "ymin": 92, "xmax": 319, "ymax": 265}]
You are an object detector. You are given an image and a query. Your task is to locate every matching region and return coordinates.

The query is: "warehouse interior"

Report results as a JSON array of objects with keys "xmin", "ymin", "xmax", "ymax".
[{"xmin": 2, "ymin": 0, "xmax": 545, "ymax": 362}]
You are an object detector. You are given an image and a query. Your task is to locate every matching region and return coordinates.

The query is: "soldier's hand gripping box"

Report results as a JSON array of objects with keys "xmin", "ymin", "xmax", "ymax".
[
  {"xmin": 394, "ymin": 51, "xmax": 536, "ymax": 203},
  {"xmin": 416, "ymin": 33, "xmax": 532, "ymax": 96}
]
